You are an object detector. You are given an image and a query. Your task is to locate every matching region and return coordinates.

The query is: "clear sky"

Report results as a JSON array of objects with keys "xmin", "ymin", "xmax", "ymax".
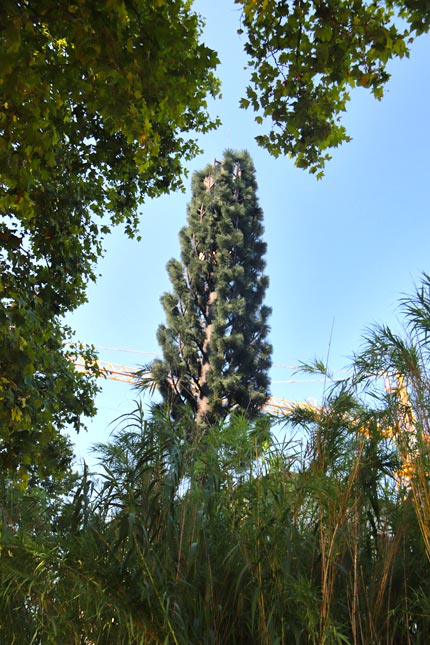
[{"xmin": 68, "ymin": 1, "xmax": 430, "ymax": 465}]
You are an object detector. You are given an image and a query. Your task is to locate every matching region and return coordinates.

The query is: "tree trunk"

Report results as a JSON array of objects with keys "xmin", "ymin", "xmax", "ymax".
[{"xmin": 196, "ymin": 290, "xmax": 217, "ymax": 426}]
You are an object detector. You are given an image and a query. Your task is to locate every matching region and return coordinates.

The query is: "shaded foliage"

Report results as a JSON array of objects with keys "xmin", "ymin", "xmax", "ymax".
[
  {"xmin": 3, "ymin": 278, "xmax": 430, "ymax": 642},
  {"xmin": 2, "ymin": 385, "xmax": 430, "ymax": 643}
]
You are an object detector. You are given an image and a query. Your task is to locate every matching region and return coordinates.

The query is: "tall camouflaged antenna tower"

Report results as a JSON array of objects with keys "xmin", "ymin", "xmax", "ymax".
[{"xmin": 147, "ymin": 150, "xmax": 272, "ymax": 429}]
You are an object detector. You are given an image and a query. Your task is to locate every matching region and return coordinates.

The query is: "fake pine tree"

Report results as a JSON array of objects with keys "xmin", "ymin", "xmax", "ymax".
[{"xmin": 149, "ymin": 150, "xmax": 272, "ymax": 426}]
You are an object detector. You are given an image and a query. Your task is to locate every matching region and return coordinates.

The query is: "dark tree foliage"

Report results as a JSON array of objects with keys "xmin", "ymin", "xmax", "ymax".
[
  {"xmin": 146, "ymin": 150, "xmax": 272, "ymax": 427},
  {"xmin": 0, "ymin": 0, "xmax": 219, "ymax": 478}
]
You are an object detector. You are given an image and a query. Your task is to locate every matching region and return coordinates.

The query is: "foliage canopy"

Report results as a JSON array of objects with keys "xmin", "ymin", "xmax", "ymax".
[
  {"xmin": 0, "ymin": 0, "xmax": 220, "ymax": 477},
  {"xmin": 236, "ymin": 0, "xmax": 429, "ymax": 175}
]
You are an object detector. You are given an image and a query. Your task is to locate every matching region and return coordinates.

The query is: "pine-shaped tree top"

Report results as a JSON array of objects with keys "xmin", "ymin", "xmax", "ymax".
[{"xmin": 147, "ymin": 150, "xmax": 272, "ymax": 427}]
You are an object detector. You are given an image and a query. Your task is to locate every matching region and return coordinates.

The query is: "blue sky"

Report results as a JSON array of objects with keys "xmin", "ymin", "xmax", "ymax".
[{"xmin": 68, "ymin": 1, "xmax": 430, "ymax": 465}]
